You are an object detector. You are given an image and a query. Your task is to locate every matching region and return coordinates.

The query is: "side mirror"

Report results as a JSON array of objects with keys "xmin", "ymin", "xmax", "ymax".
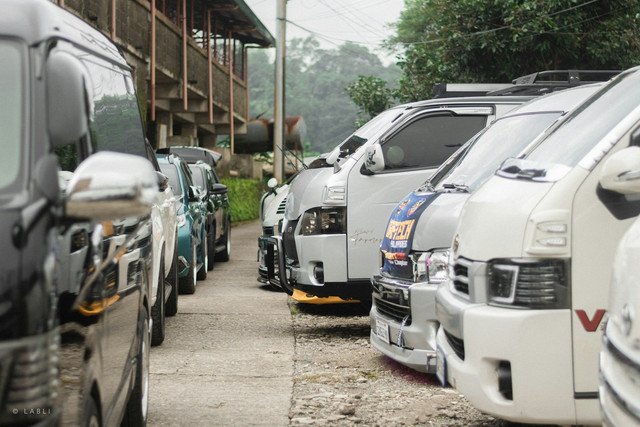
[
  {"xmin": 267, "ymin": 177, "xmax": 278, "ymax": 189},
  {"xmin": 188, "ymin": 186, "xmax": 200, "ymax": 202},
  {"xmin": 600, "ymin": 146, "xmax": 640, "ymax": 194},
  {"xmin": 361, "ymin": 143, "xmax": 385, "ymax": 175},
  {"xmin": 65, "ymin": 152, "xmax": 157, "ymax": 220},
  {"xmin": 46, "ymin": 51, "xmax": 89, "ymax": 148},
  {"xmin": 326, "ymin": 148, "xmax": 340, "ymax": 165},
  {"xmin": 156, "ymin": 171, "xmax": 170, "ymax": 192},
  {"xmin": 212, "ymin": 183, "xmax": 228, "ymax": 195}
]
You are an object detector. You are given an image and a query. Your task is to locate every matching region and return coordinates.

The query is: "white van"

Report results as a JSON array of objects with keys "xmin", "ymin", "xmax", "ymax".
[
  {"xmin": 600, "ymin": 209, "xmax": 640, "ymax": 425},
  {"xmin": 370, "ymin": 84, "xmax": 601, "ymax": 374},
  {"xmin": 435, "ymin": 66, "xmax": 640, "ymax": 425},
  {"xmin": 273, "ymin": 91, "xmax": 533, "ymax": 299}
]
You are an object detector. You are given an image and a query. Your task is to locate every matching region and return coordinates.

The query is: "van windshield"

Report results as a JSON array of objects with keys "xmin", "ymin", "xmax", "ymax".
[
  {"xmin": 514, "ymin": 68, "xmax": 640, "ymax": 171},
  {"xmin": 432, "ymin": 112, "xmax": 561, "ymax": 191},
  {"xmin": 0, "ymin": 40, "xmax": 25, "ymax": 192},
  {"xmin": 336, "ymin": 108, "xmax": 401, "ymax": 158}
]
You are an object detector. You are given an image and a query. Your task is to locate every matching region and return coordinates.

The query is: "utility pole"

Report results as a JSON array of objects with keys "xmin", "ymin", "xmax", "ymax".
[{"xmin": 274, "ymin": 0, "xmax": 286, "ymax": 183}]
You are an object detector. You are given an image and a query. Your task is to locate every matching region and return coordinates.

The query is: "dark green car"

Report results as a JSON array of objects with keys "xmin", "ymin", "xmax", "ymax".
[{"xmin": 189, "ymin": 161, "xmax": 232, "ymax": 267}]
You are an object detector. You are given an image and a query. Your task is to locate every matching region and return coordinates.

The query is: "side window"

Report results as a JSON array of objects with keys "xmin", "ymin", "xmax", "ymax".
[
  {"xmin": 381, "ymin": 114, "xmax": 487, "ymax": 171},
  {"xmin": 83, "ymin": 60, "xmax": 146, "ymax": 157},
  {"xmin": 210, "ymin": 169, "xmax": 221, "ymax": 184},
  {"xmin": 180, "ymin": 162, "xmax": 195, "ymax": 188}
]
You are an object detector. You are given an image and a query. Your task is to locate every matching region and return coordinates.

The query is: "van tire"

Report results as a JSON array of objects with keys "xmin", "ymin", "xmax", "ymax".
[
  {"xmin": 207, "ymin": 224, "xmax": 215, "ymax": 271},
  {"xmin": 179, "ymin": 241, "xmax": 197, "ymax": 294},
  {"xmin": 215, "ymin": 220, "xmax": 231, "ymax": 262},
  {"xmin": 151, "ymin": 255, "xmax": 165, "ymax": 346},
  {"xmin": 165, "ymin": 240, "xmax": 179, "ymax": 317},
  {"xmin": 121, "ymin": 307, "xmax": 149, "ymax": 427},
  {"xmin": 197, "ymin": 233, "xmax": 208, "ymax": 280}
]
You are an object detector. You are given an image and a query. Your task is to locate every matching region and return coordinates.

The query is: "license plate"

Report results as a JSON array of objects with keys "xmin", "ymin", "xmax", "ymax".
[
  {"xmin": 375, "ymin": 319, "xmax": 390, "ymax": 344},
  {"xmin": 436, "ymin": 345, "xmax": 447, "ymax": 387}
]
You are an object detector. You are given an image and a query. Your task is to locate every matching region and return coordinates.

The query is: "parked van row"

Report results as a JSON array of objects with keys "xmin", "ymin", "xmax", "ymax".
[
  {"xmin": 0, "ymin": 1, "xmax": 230, "ymax": 425},
  {"xmin": 264, "ymin": 67, "xmax": 640, "ymax": 425}
]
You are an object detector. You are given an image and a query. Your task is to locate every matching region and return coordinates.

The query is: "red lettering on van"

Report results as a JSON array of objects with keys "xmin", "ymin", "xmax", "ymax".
[{"xmin": 575, "ymin": 309, "xmax": 606, "ymax": 332}]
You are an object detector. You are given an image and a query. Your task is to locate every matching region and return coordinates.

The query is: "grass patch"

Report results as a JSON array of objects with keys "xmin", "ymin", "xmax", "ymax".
[{"xmin": 221, "ymin": 178, "xmax": 265, "ymax": 223}]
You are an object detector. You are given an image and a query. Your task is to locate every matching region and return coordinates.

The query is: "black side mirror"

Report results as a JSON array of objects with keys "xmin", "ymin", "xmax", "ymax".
[{"xmin": 212, "ymin": 183, "xmax": 228, "ymax": 195}]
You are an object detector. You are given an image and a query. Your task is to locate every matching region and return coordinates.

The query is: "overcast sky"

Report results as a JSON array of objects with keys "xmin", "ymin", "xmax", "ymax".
[{"xmin": 244, "ymin": 0, "xmax": 406, "ymax": 64}]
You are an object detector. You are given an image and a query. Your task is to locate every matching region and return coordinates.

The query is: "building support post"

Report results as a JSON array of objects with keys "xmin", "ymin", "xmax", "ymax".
[
  {"xmin": 228, "ymin": 31, "xmax": 234, "ymax": 154},
  {"xmin": 110, "ymin": 0, "xmax": 116, "ymax": 40},
  {"xmin": 207, "ymin": 10, "xmax": 213, "ymax": 124},
  {"xmin": 182, "ymin": 0, "xmax": 188, "ymax": 111},
  {"xmin": 150, "ymin": 0, "xmax": 156, "ymax": 121}
]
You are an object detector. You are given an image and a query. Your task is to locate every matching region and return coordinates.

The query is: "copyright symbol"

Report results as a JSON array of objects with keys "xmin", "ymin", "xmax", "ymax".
[{"xmin": 12, "ymin": 409, "xmax": 18, "ymax": 415}]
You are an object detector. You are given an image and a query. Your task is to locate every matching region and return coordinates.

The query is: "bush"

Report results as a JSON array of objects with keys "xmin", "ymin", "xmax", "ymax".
[{"xmin": 221, "ymin": 178, "xmax": 264, "ymax": 223}]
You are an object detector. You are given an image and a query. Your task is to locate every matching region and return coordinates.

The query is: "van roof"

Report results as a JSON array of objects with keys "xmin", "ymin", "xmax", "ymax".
[{"xmin": 0, "ymin": 0, "xmax": 127, "ymax": 68}]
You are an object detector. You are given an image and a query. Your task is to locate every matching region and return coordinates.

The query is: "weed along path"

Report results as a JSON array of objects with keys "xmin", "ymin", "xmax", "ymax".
[
  {"xmin": 147, "ymin": 220, "xmax": 501, "ymax": 426},
  {"xmin": 148, "ymin": 220, "xmax": 294, "ymax": 426}
]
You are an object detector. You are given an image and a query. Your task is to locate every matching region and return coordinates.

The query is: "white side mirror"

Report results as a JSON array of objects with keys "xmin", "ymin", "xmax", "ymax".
[
  {"xmin": 362, "ymin": 143, "xmax": 385, "ymax": 174},
  {"xmin": 66, "ymin": 152, "xmax": 157, "ymax": 220},
  {"xmin": 600, "ymin": 146, "xmax": 640, "ymax": 194},
  {"xmin": 326, "ymin": 148, "xmax": 340, "ymax": 165},
  {"xmin": 267, "ymin": 177, "xmax": 278, "ymax": 189}
]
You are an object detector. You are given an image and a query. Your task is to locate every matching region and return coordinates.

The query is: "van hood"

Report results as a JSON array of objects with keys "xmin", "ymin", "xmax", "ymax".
[
  {"xmin": 285, "ymin": 167, "xmax": 333, "ymax": 220},
  {"xmin": 454, "ymin": 176, "xmax": 553, "ymax": 261},
  {"xmin": 412, "ymin": 192, "xmax": 470, "ymax": 251}
]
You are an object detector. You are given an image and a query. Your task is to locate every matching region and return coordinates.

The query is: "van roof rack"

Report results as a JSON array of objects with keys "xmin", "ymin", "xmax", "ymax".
[
  {"xmin": 432, "ymin": 83, "xmax": 513, "ymax": 98},
  {"xmin": 488, "ymin": 69, "xmax": 621, "ymax": 96},
  {"xmin": 433, "ymin": 70, "xmax": 621, "ymax": 98}
]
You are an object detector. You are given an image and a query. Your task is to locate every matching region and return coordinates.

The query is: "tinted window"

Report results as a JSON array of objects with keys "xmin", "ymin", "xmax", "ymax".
[
  {"xmin": 525, "ymin": 69, "xmax": 640, "ymax": 168},
  {"xmin": 160, "ymin": 163, "xmax": 183, "ymax": 197},
  {"xmin": 0, "ymin": 41, "xmax": 24, "ymax": 191},
  {"xmin": 83, "ymin": 59, "xmax": 146, "ymax": 158},
  {"xmin": 189, "ymin": 165, "xmax": 206, "ymax": 189},
  {"xmin": 337, "ymin": 108, "xmax": 401, "ymax": 157},
  {"xmin": 179, "ymin": 161, "xmax": 195, "ymax": 187},
  {"xmin": 381, "ymin": 114, "xmax": 486, "ymax": 171},
  {"xmin": 434, "ymin": 112, "xmax": 561, "ymax": 190}
]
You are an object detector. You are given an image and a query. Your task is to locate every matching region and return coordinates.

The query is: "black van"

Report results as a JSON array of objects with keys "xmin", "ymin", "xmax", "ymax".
[{"xmin": 0, "ymin": 1, "xmax": 158, "ymax": 425}]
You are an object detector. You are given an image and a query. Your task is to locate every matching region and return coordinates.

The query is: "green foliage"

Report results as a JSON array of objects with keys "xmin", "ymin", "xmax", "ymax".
[
  {"xmin": 248, "ymin": 38, "xmax": 401, "ymax": 153},
  {"xmin": 388, "ymin": 0, "xmax": 640, "ymax": 103},
  {"xmin": 221, "ymin": 178, "xmax": 264, "ymax": 223},
  {"xmin": 345, "ymin": 76, "xmax": 394, "ymax": 124}
]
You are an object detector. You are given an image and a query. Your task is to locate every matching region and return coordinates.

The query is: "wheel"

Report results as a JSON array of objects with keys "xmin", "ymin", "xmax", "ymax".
[
  {"xmin": 121, "ymin": 307, "xmax": 149, "ymax": 427},
  {"xmin": 215, "ymin": 219, "xmax": 231, "ymax": 262},
  {"xmin": 82, "ymin": 396, "xmax": 99, "ymax": 427},
  {"xmin": 207, "ymin": 224, "xmax": 215, "ymax": 271},
  {"xmin": 196, "ymin": 232, "xmax": 208, "ymax": 280},
  {"xmin": 165, "ymin": 239, "xmax": 179, "ymax": 317},
  {"xmin": 150, "ymin": 255, "xmax": 165, "ymax": 346},
  {"xmin": 179, "ymin": 240, "xmax": 197, "ymax": 294}
]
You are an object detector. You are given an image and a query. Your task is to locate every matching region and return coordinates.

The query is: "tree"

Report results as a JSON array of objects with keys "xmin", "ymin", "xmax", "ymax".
[
  {"xmin": 248, "ymin": 37, "xmax": 401, "ymax": 153},
  {"xmin": 345, "ymin": 76, "xmax": 394, "ymax": 127},
  {"xmin": 388, "ymin": 0, "xmax": 640, "ymax": 102}
]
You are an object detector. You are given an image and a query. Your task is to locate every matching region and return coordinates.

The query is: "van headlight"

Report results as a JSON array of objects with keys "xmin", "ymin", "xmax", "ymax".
[
  {"xmin": 300, "ymin": 207, "xmax": 346, "ymax": 235},
  {"xmin": 410, "ymin": 249, "xmax": 449, "ymax": 283},
  {"xmin": 488, "ymin": 259, "xmax": 570, "ymax": 309}
]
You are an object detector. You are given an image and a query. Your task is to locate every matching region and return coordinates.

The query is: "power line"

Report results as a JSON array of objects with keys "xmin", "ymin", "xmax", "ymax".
[{"xmin": 396, "ymin": 0, "xmax": 602, "ymax": 46}]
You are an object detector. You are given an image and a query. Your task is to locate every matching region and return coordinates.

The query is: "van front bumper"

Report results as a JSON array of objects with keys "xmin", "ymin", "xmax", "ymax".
[
  {"xmin": 436, "ymin": 284, "xmax": 599, "ymax": 425},
  {"xmin": 369, "ymin": 275, "xmax": 439, "ymax": 373}
]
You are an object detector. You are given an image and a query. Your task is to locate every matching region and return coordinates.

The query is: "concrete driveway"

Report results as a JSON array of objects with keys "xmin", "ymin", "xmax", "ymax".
[{"xmin": 148, "ymin": 220, "xmax": 293, "ymax": 426}]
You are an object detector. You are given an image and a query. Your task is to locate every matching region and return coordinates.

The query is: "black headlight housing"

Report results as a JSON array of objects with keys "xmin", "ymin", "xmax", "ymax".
[
  {"xmin": 488, "ymin": 258, "xmax": 570, "ymax": 309},
  {"xmin": 300, "ymin": 207, "xmax": 346, "ymax": 235}
]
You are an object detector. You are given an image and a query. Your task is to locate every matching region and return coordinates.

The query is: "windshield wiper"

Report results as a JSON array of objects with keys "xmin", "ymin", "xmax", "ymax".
[
  {"xmin": 441, "ymin": 183, "xmax": 470, "ymax": 193},
  {"xmin": 417, "ymin": 180, "xmax": 435, "ymax": 192},
  {"xmin": 501, "ymin": 164, "xmax": 546, "ymax": 179}
]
